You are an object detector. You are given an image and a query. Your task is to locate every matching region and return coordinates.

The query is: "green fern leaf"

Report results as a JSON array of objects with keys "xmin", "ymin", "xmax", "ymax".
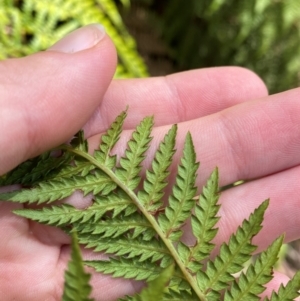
[
  {"xmin": 115, "ymin": 116, "xmax": 153, "ymax": 190},
  {"xmin": 50, "ymin": 160, "xmax": 94, "ymax": 180},
  {"xmin": 224, "ymin": 235, "xmax": 284, "ymax": 301},
  {"xmin": 0, "ymin": 151, "xmax": 72, "ymax": 185},
  {"xmin": 74, "ymin": 213, "xmax": 154, "ymax": 239},
  {"xmin": 0, "ymin": 158, "xmax": 34, "ymax": 186},
  {"xmin": 138, "ymin": 124, "xmax": 177, "ymax": 212},
  {"xmin": 196, "ymin": 200, "xmax": 269, "ymax": 300},
  {"xmin": 14, "ymin": 204, "xmax": 80, "ymax": 226},
  {"xmin": 0, "ymin": 170, "xmax": 116, "ymax": 204},
  {"xmin": 36, "ymin": 113, "xmax": 126, "ymax": 184},
  {"xmin": 62, "ymin": 231, "xmax": 94, "ymax": 301},
  {"xmin": 264, "ymin": 270, "xmax": 300, "ymax": 301},
  {"xmin": 158, "ymin": 132, "xmax": 199, "ymax": 241},
  {"xmin": 3, "ymin": 110, "xmax": 300, "ymax": 301},
  {"xmin": 94, "ymin": 110, "xmax": 127, "ymax": 169},
  {"xmin": 14, "ymin": 191, "xmax": 134, "ymax": 226},
  {"xmin": 85, "ymin": 257, "xmax": 164, "ymax": 281},
  {"xmin": 187, "ymin": 168, "xmax": 220, "ymax": 272},
  {"xmin": 77, "ymin": 234, "xmax": 171, "ymax": 263}
]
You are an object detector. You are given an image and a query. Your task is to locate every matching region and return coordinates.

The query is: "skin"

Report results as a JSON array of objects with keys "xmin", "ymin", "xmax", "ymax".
[{"xmin": 0, "ymin": 27, "xmax": 299, "ymax": 300}]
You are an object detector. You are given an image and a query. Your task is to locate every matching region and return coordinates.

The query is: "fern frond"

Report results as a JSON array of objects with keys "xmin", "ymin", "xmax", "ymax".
[
  {"xmin": 14, "ymin": 191, "xmax": 134, "ymax": 226},
  {"xmin": 50, "ymin": 160, "xmax": 95, "ymax": 180},
  {"xmin": 74, "ymin": 213, "xmax": 154, "ymax": 239},
  {"xmin": 196, "ymin": 200, "xmax": 269, "ymax": 300},
  {"xmin": 264, "ymin": 270, "xmax": 300, "ymax": 301},
  {"xmin": 224, "ymin": 235, "xmax": 284, "ymax": 301},
  {"xmin": 62, "ymin": 231, "xmax": 94, "ymax": 301},
  {"xmin": 0, "ymin": 170, "xmax": 116, "ymax": 204},
  {"xmin": 94, "ymin": 110, "xmax": 127, "ymax": 169},
  {"xmin": 14, "ymin": 204, "xmax": 80, "ymax": 226},
  {"xmin": 115, "ymin": 116, "xmax": 153, "ymax": 190},
  {"xmin": 138, "ymin": 124, "xmax": 177, "ymax": 212},
  {"xmin": 78, "ymin": 235, "xmax": 171, "ymax": 263},
  {"xmin": 158, "ymin": 132, "xmax": 199, "ymax": 241},
  {"xmin": 0, "ymin": 131, "xmax": 88, "ymax": 186},
  {"xmin": 3, "ymin": 110, "xmax": 299, "ymax": 301},
  {"xmin": 85, "ymin": 257, "xmax": 165, "ymax": 281},
  {"xmin": 187, "ymin": 168, "xmax": 220, "ymax": 272},
  {"xmin": 0, "ymin": 151, "xmax": 72, "ymax": 185}
]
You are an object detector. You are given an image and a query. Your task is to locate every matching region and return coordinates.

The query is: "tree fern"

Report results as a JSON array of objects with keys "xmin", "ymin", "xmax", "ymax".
[{"xmin": 1, "ymin": 110, "xmax": 299, "ymax": 300}]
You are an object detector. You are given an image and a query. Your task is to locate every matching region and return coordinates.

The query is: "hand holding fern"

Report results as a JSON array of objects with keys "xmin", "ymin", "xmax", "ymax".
[
  {"xmin": 1, "ymin": 25, "xmax": 300, "ymax": 300},
  {"xmin": 84, "ymin": 70, "xmax": 300, "ymax": 299}
]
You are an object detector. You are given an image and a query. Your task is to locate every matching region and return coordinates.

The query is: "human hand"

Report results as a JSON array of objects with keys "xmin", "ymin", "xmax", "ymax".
[
  {"xmin": 1, "ymin": 24, "xmax": 300, "ymax": 300},
  {"xmin": 84, "ymin": 66, "xmax": 300, "ymax": 299}
]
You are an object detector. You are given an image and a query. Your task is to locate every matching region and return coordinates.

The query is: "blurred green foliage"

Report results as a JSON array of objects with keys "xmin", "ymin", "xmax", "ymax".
[
  {"xmin": 1, "ymin": 0, "xmax": 299, "ymax": 92},
  {"xmin": 0, "ymin": 0, "xmax": 148, "ymax": 78},
  {"xmin": 133, "ymin": 0, "xmax": 300, "ymax": 93}
]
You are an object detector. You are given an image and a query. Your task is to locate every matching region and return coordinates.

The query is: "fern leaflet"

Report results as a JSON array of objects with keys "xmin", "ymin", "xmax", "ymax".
[
  {"xmin": 138, "ymin": 124, "xmax": 177, "ymax": 212},
  {"xmin": 94, "ymin": 110, "xmax": 127, "ymax": 169},
  {"xmin": 115, "ymin": 115, "xmax": 153, "ymax": 190},
  {"xmin": 158, "ymin": 132, "xmax": 199, "ymax": 242},
  {"xmin": 224, "ymin": 235, "xmax": 283, "ymax": 301},
  {"xmin": 196, "ymin": 200, "xmax": 269, "ymax": 300},
  {"xmin": 62, "ymin": 231, "xmax": 94, "ymax": 301},
  {"xmin": 187, "ymin": 168, "xmax": 220, "ymax": 272}
]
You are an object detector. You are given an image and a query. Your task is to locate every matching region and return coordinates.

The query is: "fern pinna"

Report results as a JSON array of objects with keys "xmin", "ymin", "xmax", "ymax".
[
  {"xmin": 62, "ymin": 231, "xmax": 94, "ymax": 301},
  {"xmin": 0, "ymin": 110, "xmax": 300, "ymax": 301}
]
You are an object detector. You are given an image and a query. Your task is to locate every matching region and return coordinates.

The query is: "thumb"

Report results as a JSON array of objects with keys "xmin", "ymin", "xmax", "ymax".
[{"xmin": 0, "ymin": 24, "xmax": 117, "ymax": 175}]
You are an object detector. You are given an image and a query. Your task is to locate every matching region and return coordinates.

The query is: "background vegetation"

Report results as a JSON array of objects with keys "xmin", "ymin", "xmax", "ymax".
[
  {"xmin": 1, "ymin": 0, "xmax": 300, "ymax": 92},
  {"xmin": 0, "ymin": 0, "xmax": 147, "ymax": 78},
  {"xmin": 123, "ymin": 0, "xmax": 300, "ymax": 94}
]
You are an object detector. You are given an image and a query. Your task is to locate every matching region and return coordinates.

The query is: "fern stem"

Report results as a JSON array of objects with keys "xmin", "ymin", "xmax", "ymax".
[{"xmin": 61, "ymin": 145, "xmax": 206, "ymax": 301}]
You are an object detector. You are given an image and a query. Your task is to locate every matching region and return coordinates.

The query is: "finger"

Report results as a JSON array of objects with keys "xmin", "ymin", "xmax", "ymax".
[
  {"xmin": 84, "ymin": 67, "xmax": 268, "ymax": 136},
  {"xmin": 0, "ymin": 24, "xmax": 117, "ymax": 175},
  {"xmin": 181, "ymin": 87, "xmax": 300, "ymax": 187},
  {"xmin": 88, "ymin": 87, "xmax": 300, "ymax": 188}
]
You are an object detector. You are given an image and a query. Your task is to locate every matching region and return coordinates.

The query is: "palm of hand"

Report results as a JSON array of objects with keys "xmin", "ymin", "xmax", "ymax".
[
  {"xmin": 1, "ymin": 66, "xmax": 300, "ymax": 301},
  {"xmin": 0, "ymin": 202, "xmax": 64, "ymax": 300}
]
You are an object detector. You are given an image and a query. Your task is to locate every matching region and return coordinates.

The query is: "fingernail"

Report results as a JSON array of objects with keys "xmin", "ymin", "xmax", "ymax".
[{"xmin": 47, "ymin": 24, "xmax": 106, "ymax": 53}]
